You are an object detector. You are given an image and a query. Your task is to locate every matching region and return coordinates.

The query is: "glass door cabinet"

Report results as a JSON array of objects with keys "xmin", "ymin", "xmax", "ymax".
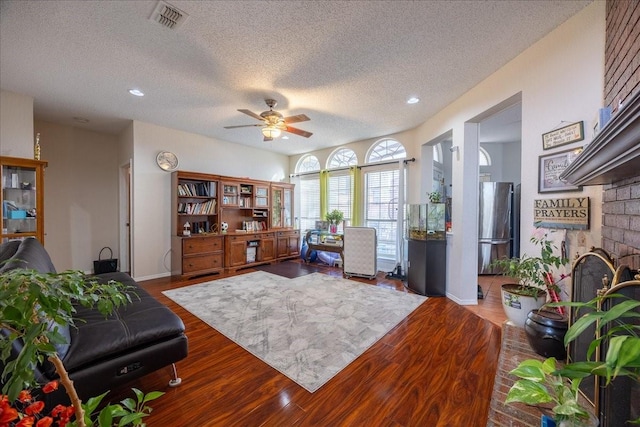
[
  {"xmin": 1, "ymin": 156, "xmax": 48, "ymax": 243},
  {"xmin": 271, "ymin": 183, "xmax": 294, "ymax": 229}
]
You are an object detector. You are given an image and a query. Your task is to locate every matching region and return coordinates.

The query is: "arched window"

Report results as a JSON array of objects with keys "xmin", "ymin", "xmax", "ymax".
[
  {"xmin": 367, "ymin": 139, "xmax": 406, "ymax": 163},
  {"xmin": 327, "ymin": 148, "xmax": 358, "ymax": 169},
  {"xmin": 296, "ymin": 154, "xmax": 320, "ymax": 173},
  {"xmin": 479, "ymin": 147, "xmax": 492, "ymax": 166}
]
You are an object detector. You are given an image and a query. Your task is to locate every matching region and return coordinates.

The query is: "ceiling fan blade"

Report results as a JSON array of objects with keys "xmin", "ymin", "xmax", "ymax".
[
  {"xmin": 283, "ymin": 114, "xmax": 310, "ymax": 124},
  {"xmin": 238, "ymin": 109, "xmax": 265, "ymax": 121},
  {"xmin": 284, "ymin": 126, "xmax": 313, "ymax": 138},
  {"xmin": 224, "ymin": 124, "xmax": 264, "ymax": 129}
]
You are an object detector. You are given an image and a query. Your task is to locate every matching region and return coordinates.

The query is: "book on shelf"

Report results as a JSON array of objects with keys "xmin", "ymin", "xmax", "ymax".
[
  {"xmin": 177, "ymin": 199, "xmax": 217, "ymax": 215},
  {"xmin": 177, "ymin": 181, "xmax": 217, "ymax": 197}
]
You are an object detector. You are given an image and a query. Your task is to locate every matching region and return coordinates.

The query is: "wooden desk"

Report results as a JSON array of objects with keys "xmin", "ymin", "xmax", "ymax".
[{"xmin": 304, "ymin": 230, "xmax": 343, "ymax": 264}]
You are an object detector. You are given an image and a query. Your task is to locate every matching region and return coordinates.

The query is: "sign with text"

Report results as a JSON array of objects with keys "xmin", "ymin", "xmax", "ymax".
[
  {"xmin": 542, "ymin": 121, "xmax": 584, "ymax": 150},
  {"xmin": 533, "ymin": 197, "xmax": 589, "ymax": 230}
]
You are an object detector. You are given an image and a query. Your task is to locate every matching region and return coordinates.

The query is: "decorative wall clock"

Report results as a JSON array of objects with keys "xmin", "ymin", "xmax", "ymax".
[{"xmin": 156, "ymin": 151, "xmax": 179, "ymax": 171}]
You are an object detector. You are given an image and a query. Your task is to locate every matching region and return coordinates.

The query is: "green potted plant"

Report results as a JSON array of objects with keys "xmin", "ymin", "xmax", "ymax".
[
  {"xmin": 325, "ymin": 209, "xmax": 344, "ymax": 234},
  {"xmin": 0, "ymin": 267, "xmax": 163, "ymax": 427},
  {"xmin": 427, "ymin": 191, "xmax": 441, "ymax": 203},
  {"xmin": 491, "ymin": 229, "xmax": 569, "ymax": 326},
  {"xmin": 505, "ymin": 292, "xmax": 640, "ymax": 426}
]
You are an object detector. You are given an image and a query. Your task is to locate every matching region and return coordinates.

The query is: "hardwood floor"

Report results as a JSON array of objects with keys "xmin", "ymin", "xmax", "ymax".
[{"xmin": 112, "ymin": 262, "xmax": 506, "ymax": 426}]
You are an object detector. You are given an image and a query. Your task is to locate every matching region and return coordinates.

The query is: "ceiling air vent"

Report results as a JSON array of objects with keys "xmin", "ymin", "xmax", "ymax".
[{"xmin": 150, "ymin": 1, "xmax": 189, "ymax": 30}]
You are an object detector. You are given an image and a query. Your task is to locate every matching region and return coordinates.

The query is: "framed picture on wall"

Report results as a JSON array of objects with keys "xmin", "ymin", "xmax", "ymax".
[
  {"xmin": 538, "ymin": 148, "xmax": 583, "ymax": 193},
  {"xmin": 541, "ymin": 121, "xmax": 584, "ymax": 150}
]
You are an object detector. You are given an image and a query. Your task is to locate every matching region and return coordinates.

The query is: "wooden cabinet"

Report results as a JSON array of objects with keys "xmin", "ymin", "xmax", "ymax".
[
  {"xmin": 254, "ymin": 185, "xmax": 269, "ymax": 208},
  {"xmin": 226, "ymin": 235, "xmax": 248, "ymax": 268},
  {"xmin": 221, "ymin": 182, "xmax": 240, "ymax": 207},
  {"xmin": 259, "ymin": 233, "xmax": 276, "ymax": 261},
  {"xmin": 224, "ymin": 232, "xmax": 276, "ymax": 271},
  {"xmin": 271, "ymin": 183, "xmax": 294, "ymax": 229},
  {"xmin": 172, "ymin": 235, "xmax": 224, "ymax": 277},
  {"xmin": 276, "ymin": 230, "xmax": 300, "ymax": 259},
  {"xmin": 1, "ymin": 156, "xmax": 48, "ymax": 244}
]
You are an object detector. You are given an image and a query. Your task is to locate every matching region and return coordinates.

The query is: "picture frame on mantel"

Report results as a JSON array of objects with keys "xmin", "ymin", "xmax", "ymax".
[
  {"xmin": 541, "ymin": 121, "xmax": 584, "ymax": 150},
  {"xmin": 538, "ymin": 148, "xmax": 583, "ymax": 193}
]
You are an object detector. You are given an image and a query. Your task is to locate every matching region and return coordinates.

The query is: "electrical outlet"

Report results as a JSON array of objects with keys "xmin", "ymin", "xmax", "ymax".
[{"xmin": 577, "ymin": 231, "xmax": 586, "ymax": 247}]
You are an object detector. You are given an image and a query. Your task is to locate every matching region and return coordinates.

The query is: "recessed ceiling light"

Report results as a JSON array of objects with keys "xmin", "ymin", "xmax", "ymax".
[
  {"xmin": 407, "ymin": 97, "xmax": 420, "ymax": 104},
  {"xmin": 128, "ymin": 89, "xmax": 145, "ymax": 97},
  {"xmin": 73, "ymin": 117, "xmax": 89, "ymax": 123}
]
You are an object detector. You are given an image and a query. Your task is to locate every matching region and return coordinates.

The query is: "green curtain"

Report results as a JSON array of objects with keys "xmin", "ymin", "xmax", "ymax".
[
  {"xmin": 350, "ymin": 166, "xmax": 361, "ymax": 226},
  {"xmin": 320, "ymin": 169, "xmax": 329, "ymax": 223}
]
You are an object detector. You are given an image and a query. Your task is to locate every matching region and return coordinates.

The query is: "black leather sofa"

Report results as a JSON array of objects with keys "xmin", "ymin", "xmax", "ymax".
[{"xmin": 0, "ymin": 238, "xmax": 188, "ymax": 406}]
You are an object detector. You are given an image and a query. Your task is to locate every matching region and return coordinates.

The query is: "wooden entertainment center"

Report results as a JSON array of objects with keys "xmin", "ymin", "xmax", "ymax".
[{"xmin": 171, "ymin": 170, "xmax": 299, "ymax": 277}]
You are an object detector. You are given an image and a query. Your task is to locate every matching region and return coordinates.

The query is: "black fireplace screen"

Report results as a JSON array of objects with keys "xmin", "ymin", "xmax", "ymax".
[
  {"xmin": 570, "ymin": 250, "xmax": 639, "ymax": 427},
  {"xmin": 569, "ymin": 250, "xmax": 615, "ymax": 407},
  {"xmin": 598, "ymin": 275, "xmax": 639, "ymax": 427}
]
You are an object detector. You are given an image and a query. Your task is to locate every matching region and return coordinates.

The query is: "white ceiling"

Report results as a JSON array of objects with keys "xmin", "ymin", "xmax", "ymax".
[{"xmin": 0, "ymin": 1, "xmax": 590, "ymax": 156}]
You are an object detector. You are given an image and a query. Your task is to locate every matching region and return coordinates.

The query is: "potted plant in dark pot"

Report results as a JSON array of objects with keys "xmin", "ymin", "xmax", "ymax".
[{"xmin": 491, "ymin": 229, "xmax": 569, "ymax": 327}]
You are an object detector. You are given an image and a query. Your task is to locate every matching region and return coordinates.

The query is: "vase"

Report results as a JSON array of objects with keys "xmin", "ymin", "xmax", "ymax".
[
  {"xmin": 501, "ymin": 283, "xmax": 546, "ymax": 327},
  {"xmin": 330, "ymin": 224, "xmax": 338, "ymax": 234},
  {"xmin": 525, "ymin": 308, "xmax": 568, "ymax": 359},
  {"xmin": 541, "ymin": 413, "xmax": 599, "ymax": 427}
]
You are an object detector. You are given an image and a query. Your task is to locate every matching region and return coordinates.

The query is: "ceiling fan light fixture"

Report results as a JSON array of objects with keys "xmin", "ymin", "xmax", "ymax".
[{"xmin": 262, "ymin": 126, "xmax": 281, "ymax": 139}]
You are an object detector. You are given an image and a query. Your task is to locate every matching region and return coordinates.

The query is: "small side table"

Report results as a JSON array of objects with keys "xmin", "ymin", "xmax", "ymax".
[{"xmin": 304, "ymin": 230, "xmax": 344, "ymax": 265}]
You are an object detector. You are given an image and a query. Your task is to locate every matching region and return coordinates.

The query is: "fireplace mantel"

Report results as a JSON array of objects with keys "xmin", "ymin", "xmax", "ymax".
[{"xmin": 560, "ymin": 90, "xmax": 640, "ymax": 186}]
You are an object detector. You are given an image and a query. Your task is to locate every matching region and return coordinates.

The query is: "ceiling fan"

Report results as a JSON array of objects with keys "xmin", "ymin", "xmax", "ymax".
[{"xmin": 224, "ymin": 99, "xmax": 313, "ymax": 141}]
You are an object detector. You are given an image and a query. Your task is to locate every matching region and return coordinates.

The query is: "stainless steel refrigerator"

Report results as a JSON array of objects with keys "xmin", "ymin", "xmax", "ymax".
[{"xmin": 478, "ymin": 182, "xmax": 513, "ymax": 274}]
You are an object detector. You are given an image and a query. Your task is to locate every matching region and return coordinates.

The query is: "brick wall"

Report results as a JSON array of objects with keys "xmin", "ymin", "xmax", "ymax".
[
  {"xmin": 604, "ymin": 0, "xmax": 640, "ymax": 110},
  {"xmin": 601, "ymin": 0, "xmax": 640, "ymax": 261}
]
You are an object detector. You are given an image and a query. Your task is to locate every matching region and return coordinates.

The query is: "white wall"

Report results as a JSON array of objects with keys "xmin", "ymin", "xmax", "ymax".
[
  {"xmin": 34, "ymin": 120, "xmax": 120, "ymax": 271},
  {"xmin": 0, "ymin": 90, "xmax": 34, "ymax": 158},
  {"xmin": 130, "ymin": 121, "xmax": 290, "ymax": 280}
]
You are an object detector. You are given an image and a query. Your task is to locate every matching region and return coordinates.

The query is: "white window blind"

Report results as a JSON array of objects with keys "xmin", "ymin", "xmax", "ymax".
[
  {"xmin": 299, "ymin": 175, "xmax": 320, "ymax": 231},
  {"xmin": 365, "ymin": 169, "xmax": 400, "ymax": 261},
  {"xmin": 328, "ymin": 173, "xmax": 351, "ymax": 230}
]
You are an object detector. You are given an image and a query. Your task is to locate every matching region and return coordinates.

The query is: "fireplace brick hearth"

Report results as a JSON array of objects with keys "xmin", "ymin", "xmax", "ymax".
[{"xmin": 487, "ymin": 323, "xmax": 595, "ymax": 427}]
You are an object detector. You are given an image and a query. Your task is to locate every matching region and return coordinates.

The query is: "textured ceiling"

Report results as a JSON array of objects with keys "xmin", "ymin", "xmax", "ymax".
[{"xmin": 0, "ymin": 1, "xmax": 591, "ymax": 155}]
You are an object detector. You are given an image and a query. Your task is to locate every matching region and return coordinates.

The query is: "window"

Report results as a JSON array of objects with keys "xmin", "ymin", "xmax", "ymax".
[
  {"xmin": 365, "ymin": 169, "xmax": 400, "ymax": 262},
  {"xmin": 296, "ymin": 155, "xmax": 320, "ymax": 173},
  {"xmin": 367, "ymin": 138, "xmax": 406, "ymax": 163},
  {"xmin": 365, "ymin": 139, "xmax": 407, "ymax": 267},
  {"xmin": 295, "ymin": 155, "xmax": 321, "ymax": 232},
  {"xmin": 479, "ymin": 147, "xmax": 491, "ymax": 166},
  {"xmin": 327, "ymin": 148, "xmax": 357, "ymax": 169},
  {"xmin": 433, "ymin": 144, "xmax": 443, "ymax": 164},
  {"xmin": 325, "ymin": 149, "xmax": 357, "ymax": 231}
]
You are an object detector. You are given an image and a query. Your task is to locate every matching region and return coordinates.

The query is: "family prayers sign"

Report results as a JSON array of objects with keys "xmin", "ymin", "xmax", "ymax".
[{"xmin": 533, "ymin": 197, "xmax": 589, "ymax": 230}]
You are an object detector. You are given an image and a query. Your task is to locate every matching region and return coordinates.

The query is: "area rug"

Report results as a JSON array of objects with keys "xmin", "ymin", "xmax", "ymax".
[{"xmin": 163, "ymin": 271, "xmax": 426, "ymax": 392}]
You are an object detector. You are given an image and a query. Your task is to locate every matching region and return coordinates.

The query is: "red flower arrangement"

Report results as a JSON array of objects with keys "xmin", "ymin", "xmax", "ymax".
[{"xmin": 0, "ymin": 381, "xmax": 74, "ymax": 427}]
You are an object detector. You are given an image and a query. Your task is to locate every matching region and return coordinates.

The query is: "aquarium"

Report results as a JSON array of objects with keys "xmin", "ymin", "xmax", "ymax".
[{"xmin": 406, "ymin": 203, "xmax": 446, "ymax": 240}]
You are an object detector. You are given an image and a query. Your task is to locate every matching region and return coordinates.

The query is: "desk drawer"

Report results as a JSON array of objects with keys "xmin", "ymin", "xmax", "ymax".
[
  {"xmin": 183, "ymin": 253, "xmax": 223, "ymax": 273},
  {"xmin": 183, "ymin": 236, "xmax": 222, "ymax": 255}
]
